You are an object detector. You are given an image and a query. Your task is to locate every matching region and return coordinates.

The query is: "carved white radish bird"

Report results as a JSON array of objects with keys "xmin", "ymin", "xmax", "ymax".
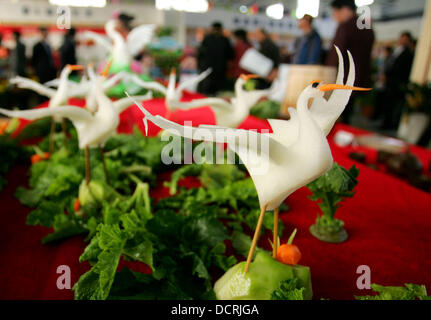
[
  {"xmin": 11, "ymin": 64, "xmax": 85, "ymax": 151},
  {"xmin": 127, "ymin": 46, "xmax": 370, "ymax": 271},
  {"xmin": 168, "ymin": 74, "xmax": 276, "ymax": 128},
  {"xmin": 42, "ymin": 68, "xmax": 128, "ymax": 103},
  {"xmin": 2, "ymin": 70, "xmax": 150, "ymax": 148},
  {"xmin": 10, "ymin": 63, "xmax": 130, "ymax": 151},
  {"xmin": 12, "ymin": 65, "xmax": 126, "ymax": 105},
  {"xmin": 1, "ymin": 66, "xmax": 150, "ymax": 183},
  {"xmin": 11, "ymin": 65, "xmax": 84, "ymax": 112},
  {"xmin": 130, "ymin": 68, "xmax": 213, "ymax": 111},
  {"xmin": 132, "ymin": 69, "xmax": 274, "ymax": 128},
  {"xmin": 81, "ymin": 19, "xmax": 155, "ymax": 69}
]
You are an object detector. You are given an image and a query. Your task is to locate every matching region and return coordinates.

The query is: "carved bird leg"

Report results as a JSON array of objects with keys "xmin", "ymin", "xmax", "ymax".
[
  {"xmin": 99, "ymin": 145, "xmax": 110, "ymax": 185},
  {"xmin": 273, "ymin": 207, "xmax": 280, "ymax": 259},
  {"xmin": 61, "ymin": 118, "xmax": 68, "ymax": 138},
  {"xmin": 245, "ymin": 204, "xmax": 268, "ymax": 273},
  {"xmin": 85, "ymin": 146, "xmax": 91, "ymax": 185},
  {"xmin": 49, "ymin": 117, "xmax": 56, "ymax": 154}
]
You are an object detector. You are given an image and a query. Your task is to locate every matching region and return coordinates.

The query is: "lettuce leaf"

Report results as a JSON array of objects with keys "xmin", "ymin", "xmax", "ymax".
[
  {"xmin": 271, "ymin": 278, "xmax": 305, "ymax": 300},
  {"xmin": 355, "ymin": 284, "xmax": 429, "ymax": 300}
]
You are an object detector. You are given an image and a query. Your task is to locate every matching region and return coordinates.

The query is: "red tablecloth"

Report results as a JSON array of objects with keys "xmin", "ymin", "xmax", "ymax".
[{"xmin": 1, "ymin": 96, "xmax": 431, "ymax": 300}]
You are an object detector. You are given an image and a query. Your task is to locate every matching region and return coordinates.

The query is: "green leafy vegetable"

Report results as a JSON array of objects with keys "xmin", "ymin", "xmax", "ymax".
[
  {"xmin": 308, "ymin": 163, "xmax": 359, "ymax": 243},
  {"xmin": 271, "ymin": 278, "xmax": 306, "ymax": 300},
  {"xmin": 231, "ymin": 231, "xmax": 254, "ymax": 258},
  {"xmin": 74, "ymin": 182, "xmax": 154, "ymax": 300},
  {"xmin": 15, "ymin": 118, "xmax": 57, "ymax": 142},
  {"xmin": 161, "ymin": 163, "xmax": 285, "ymax": 236},
  {"xmin": 355, "ymin": 284, "xmax": 429, "ymax": 300},
  {"xmin": 41, "ymin": 214, "xmax": 87, "ymax": 244},
  {"xmin": 26, "ymin": 200, "xmax": 63, "ymax": 228},
  {"xmin": 15, "ymin": 128, "xmax": 180, "ymax": 243},
  {"xmin": 308, "ymin": 163, "xmax": 360, "ymax": 218},
  {"xmin": 14, "ymin": 125, "xmax": 292, "ymax": 300},
  {"xmin": 250, "ymin": 100, "xmax": 281, "ymax": 120},
  {"xmin": 74, "ymin": 176, "xmax": 237, "ymax": 300}
]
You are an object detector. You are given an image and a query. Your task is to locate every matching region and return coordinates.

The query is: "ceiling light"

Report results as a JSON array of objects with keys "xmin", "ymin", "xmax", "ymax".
[
  {"xmin": 239, "ymin": 5, "xmax": 248, "ymax": 14},
  {"xmin": 49, "ymin": 0, "xmax": 107, "ymax": 7},
  {"xmin": 266, "ymin": 3, "xmax": 284, "ymax": 20},
  {"xmin": 296, "ymin": 0, "xmax": 320, "ymax": 18},
  {"xmin": 156, "ymin": 0, "xmax": 209, "ymax": 13},
  {"xmin": 355, "ymin": 0, "xmax": 374, "ymax": 6}
]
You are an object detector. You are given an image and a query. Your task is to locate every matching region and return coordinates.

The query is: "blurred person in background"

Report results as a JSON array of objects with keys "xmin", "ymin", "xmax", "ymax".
[
  {"xmin": 32, "ymin": 27, "xmax": 56, "ymax": 84},
  {"xmin": 0, "ymin": 33, "xmax": 10, "ymax": 86},
  {"xmin": 116, "ymin": 13, "xmax": 134, "ymax": 36},
  {"xmin": 197, "ymin": 22, "xmax": 234, "ymax": 95},
  {"xmin": 139, "ymin": 52, "xmax": 154, "ymax": 76},
  {"xmin": 379, "ymin": 46, "xmax": 393, "ymax": 77},
  {"xmin": 0, "ymin": 33, "xmax": 9, "ymax": 64},
  {"xmin": 409, "ymin": 38, "xmax": 417, "ymax": 52},
  {"xmin": 11, "ymin": 31, "xmax": 26, "ymax": 77},
  {"xmin": 231, "ymin": 29, "xmax": 252, "ymax": 79},
  {"xmin": 373, "ymin": 45, "xmax": 393, "ymax": 120},
  {"xmin": 10, "ymin": 31, "xmax": 28, "ymax": 108},
  {"xmin": 293, "ymin": 14, "xmax": 322, "ymax": 65},
  {"xmin": 0, "ymin": 33, "xmax": 7, "ymax": 58},
  {"xmin": 280, "ymin": 46, "xmax": 292, "ymax": 64},
  {"xmin": 374, "ymin": 45, "xmax": 393, "ymax": 91},
  {"xmin": 385, "ymin": 32, "xmax": 415, "ymax": 86},
  {"xmin": 326, "ymin": 0, "xmax": 375, "ymax": 124},
  {"xmin": 380, "ymin": 31, "xmax": 415, "ymax": 130},
  {"xmin": 59, "ymin": 27, "xmax": 77, "ymax": 70},
  {"xmin": 254, "ymin": 28, "xmax": 280, "ymax": 89}
]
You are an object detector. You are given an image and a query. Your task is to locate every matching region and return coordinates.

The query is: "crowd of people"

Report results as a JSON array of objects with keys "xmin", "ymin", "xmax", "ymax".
[
  {"xmin": 0, "ymin": 27, "xmax": 77, "ymax": 83},
  {"xmin": 0, "ymin": 0, "xmax": 417, "ymax": 131},
  {"xmin": 196, "ymin": 0, "xmax": 373, "ymax": 119},
  {"xmin": 195, "ymin": 0, "xmax": 415, "ymax": 129},
  {"xmin": 375, "ymin": 32, "xmax": 416, "ymax": 130},
  {"xmin": 0, "ymin": 26, "xmax": 78, "ymax": 108}
]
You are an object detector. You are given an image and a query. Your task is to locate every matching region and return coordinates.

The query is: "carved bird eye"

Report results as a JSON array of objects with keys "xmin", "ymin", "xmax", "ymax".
[{"xmin": 312, "ymin": 81, "xmax": 320, "ymax": 88}]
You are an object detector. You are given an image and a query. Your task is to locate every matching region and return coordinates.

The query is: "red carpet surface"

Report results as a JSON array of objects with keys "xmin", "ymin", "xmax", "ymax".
[{"xmin": 1, "ymin": 96, "xmax": 430, "ymax": 300}]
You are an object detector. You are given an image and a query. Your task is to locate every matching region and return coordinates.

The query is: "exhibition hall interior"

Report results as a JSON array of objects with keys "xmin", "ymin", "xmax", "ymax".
[{"xmin": 0, "ymin": 0, "xmax": 430, "ymax": 302}]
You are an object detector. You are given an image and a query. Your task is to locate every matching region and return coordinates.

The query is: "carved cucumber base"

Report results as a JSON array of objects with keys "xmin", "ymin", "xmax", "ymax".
[{"xmin": 309, "ymin": 224, "xmax": 348, "ymax": 244}]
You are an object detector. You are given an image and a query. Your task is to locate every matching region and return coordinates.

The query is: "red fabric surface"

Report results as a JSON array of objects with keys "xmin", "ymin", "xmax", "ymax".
[{"xmin": 1, "ymin": 96, "xmax": 431, "ymax": 300}]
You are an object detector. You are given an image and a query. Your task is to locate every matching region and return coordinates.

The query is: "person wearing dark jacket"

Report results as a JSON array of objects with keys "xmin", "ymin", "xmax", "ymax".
[
  {"xmin": 380, "ymin": 32, "xmax": 415, "ymax": 130},
  {"xmin": 255, "ymin": 28, "xmax": 280, "ymax": 89},
  {"xmin": 197, "ymin": 22, "xmax": 234, "ymax": 95},
  {"xmin": 11, "ymin": 31, "xmax": 27, "ymax": 77},
  {"xmin": 231, "ymin": 29, "xmax": 252, "ymax": 79},
  {"xmin": 32, "ymin": 27, "xmax": 56, "ymax": 84},
  {"xmin": 11, "ymin": 31, "xmax": 28, "ymax": 107},
  {"xmin": 385, "ymin": 32, "xmax": 414, "ymax": 86},
  {"xmin": 326, "ymin": 0, "xmax": 375, "ymax": 124},
  {"xmin": 59, "ymin": 27, "xmax": 77, "ymax": 70},
  {"xmin": 293, "ymin": 14, "xmax": 322, "ymax": 65}
]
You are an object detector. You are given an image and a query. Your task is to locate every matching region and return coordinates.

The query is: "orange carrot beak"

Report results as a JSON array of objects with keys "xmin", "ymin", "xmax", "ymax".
[
  {"xmin": 67, "ymin": 64, "xmax": 84, "ymax": 71},
  {"xmin": 319, "ymin": 84, "xmax": 372, "ymax": 92},
  {"xmin": 240, "ymin": 74, "xmax": 259, "ymax": 81},
  {"xmin": 101, "ymin": 59, "xmax": 113, "ymax": 77}
]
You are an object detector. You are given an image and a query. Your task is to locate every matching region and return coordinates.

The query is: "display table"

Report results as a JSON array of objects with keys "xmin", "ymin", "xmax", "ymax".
[{"xmin": 1, "ymin": 97, "xmax": 430, "ymax": 300}]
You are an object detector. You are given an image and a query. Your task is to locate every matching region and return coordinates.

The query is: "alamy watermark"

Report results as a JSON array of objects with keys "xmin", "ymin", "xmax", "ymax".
[
  {"xmin": 356, "ymin": 265, "xmax": 372, "ymax": 290},
  {"xmin": 160, "ymin": 122, "xmax": 271, "ymax": 175},
  {"xmin": 357, "ymin": 6, "xmax": 372, "ymax": 30},
  {"xmin": 56, "ymin": 265, "xmax": 71, "ymax": 290},
  {"xmin": 57, "ymin": 6, "xmax": 71, "ymax": 30}
]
